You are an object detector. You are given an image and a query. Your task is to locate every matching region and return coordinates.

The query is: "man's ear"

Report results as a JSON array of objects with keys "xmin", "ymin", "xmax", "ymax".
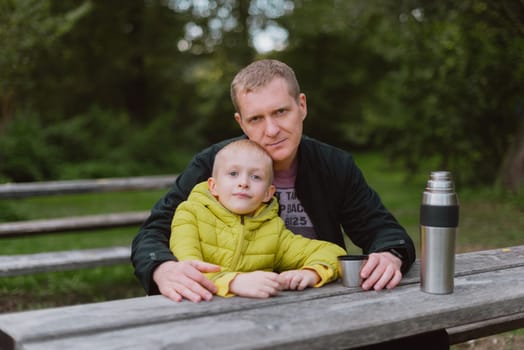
[
  {"xmin": 208, "ymin": 177, "xmax": 218, "ymax": 196},
  {"xmin": 234, "ymin": 112, "xmax": 241, "ymax": 124},
  {"xmin": 299, "ymin": 93, "xmax": 308, "ymax": 121},
  {"xmin": 234, "ymin": 112, "xmax": 246, "ymax": 133},
  {"xmin": 264, "ymin": 184, "xmax": 276, "ymax": 202}
]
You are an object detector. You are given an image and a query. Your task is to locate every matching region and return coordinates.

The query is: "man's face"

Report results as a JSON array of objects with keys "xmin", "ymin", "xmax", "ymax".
[{"xmin": 234, "ymin": 78, "xmax": 307, "ymax": 171}]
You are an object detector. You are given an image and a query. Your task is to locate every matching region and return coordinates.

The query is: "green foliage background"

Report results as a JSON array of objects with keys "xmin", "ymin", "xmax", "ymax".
[{"xmin": 1, "ymin": 0, "xmax": 523, "ymax": 190}]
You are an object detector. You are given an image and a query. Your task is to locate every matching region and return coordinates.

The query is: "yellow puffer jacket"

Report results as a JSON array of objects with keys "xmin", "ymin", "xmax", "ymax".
[{"xmin": 170, "ymin": 182, "xmax": 346, "ymax": 297}]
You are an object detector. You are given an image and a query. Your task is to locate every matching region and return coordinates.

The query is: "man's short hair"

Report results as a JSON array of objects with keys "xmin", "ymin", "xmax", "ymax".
[{"xmin": 230, "ymin": 59, "xmax": 301, "ymax": 113}]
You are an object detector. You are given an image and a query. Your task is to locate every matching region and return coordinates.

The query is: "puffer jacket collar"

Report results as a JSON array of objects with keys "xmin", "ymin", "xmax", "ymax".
[{"xmin": 188, "ymin": 182, "xmax": 278, "ymax": 230}]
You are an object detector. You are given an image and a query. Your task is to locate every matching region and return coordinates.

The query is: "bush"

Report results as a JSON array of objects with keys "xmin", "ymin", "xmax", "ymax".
[
  {"xmin": 0, "ymin": 111, "xmax": 60, "ymax": 182},
  {"xmin": 0, "ymin": 107, "xmax": 205, "ymax": 182},
  {"xmin": 127, "ymin": 112, "xmax": 206, "ymax": 175},
  {"xmin": 49, "ymin": 107, "xmax": 139, "ymax": 179},
  {"xmin": 0, "ymin": 108, "xmax": 138, "ymax": 181}
]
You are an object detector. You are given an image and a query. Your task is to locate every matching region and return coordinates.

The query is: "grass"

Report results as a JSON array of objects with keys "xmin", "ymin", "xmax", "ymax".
[
  {"xmin": 1, "ymin": 152, "xmax": 523, "ymax": 346},
  {"xmin": 2, "ymin": 265, "xmax": 142, "ymax": 312}
]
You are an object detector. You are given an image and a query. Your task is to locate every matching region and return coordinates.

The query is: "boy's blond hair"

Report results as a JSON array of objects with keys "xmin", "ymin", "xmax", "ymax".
[{"xmin": 213, "ymin": 139, "xmax": 274, "ymax": 184}]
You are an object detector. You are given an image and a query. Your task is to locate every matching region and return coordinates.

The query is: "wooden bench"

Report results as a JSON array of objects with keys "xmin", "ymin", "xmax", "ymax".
[
  {"xmin": 1, "ymin": 246, "xmax": 523, "ymax": 349},
  {"xmin": 0, "ymin": 175, "xmax": 176, "ymax": 276}
]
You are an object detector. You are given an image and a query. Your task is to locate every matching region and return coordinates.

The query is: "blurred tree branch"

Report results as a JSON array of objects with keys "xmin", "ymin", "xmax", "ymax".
[{"xmin": 0, "ymin": 0, "xmax": 92, "ymax": 130}]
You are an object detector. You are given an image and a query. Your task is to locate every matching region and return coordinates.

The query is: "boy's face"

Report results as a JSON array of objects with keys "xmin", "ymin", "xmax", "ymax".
[
  {"xmin": 234, "ymin": 77, "xmax": 307, "ymax": 172},
  {"xmin": 208, "ymin": 150, "xmax": 275, "ymax": 216}
]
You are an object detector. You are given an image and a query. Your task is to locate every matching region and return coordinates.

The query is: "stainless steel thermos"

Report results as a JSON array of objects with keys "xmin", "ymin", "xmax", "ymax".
[{"xmin": 420, "ymin": 171, "xmax": 459, "ymax": 294}]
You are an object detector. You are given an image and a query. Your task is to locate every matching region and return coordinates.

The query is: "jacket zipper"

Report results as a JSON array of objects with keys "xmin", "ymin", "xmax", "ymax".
[{"xmin": 230, "ymin": 216, "xmax": 245, "ymax": 270}]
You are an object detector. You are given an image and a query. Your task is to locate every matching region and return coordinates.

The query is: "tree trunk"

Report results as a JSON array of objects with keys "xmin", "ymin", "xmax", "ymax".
[
  {"xmin": 500, "ymin": 120, "xmax": 524, "ymax": 192},
  {"xmin": 0, "ymin": 90, "xmax": 15, "ymax": 133},
  {"xmin": 124, "ymin": 0, "xmax": 147, "ymax": 121}
]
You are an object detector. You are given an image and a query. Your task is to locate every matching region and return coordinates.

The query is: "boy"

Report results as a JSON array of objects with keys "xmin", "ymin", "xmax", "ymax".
[{"xmin": 169, "ymin": 139, "xmax": 346, "ymax": 298}]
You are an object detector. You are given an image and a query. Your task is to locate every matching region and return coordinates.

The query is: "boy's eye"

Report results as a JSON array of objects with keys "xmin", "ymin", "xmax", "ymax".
[
  {"xmin": 228, "ymin": 171, "xmax": 238, "ymax": 177},
  {"xmin": 251, "ymin": 174, "xmax": 262, "ymax": 181}
]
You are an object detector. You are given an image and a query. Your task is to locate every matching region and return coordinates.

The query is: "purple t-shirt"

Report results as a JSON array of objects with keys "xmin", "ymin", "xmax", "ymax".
[{"xmin": 273, "ymin": 161, "xmax": 317, "ymax": 239}]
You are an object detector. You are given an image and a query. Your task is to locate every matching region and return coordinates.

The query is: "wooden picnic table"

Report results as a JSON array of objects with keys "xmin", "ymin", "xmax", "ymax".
[{"xmin": 1, "ymin": 245, "xmax": 523, "ymax": 350}]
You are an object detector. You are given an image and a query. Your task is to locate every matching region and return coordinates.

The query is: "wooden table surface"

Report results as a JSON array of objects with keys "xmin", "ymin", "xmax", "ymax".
[{"xmin": 1, "ymin": 246, "xmax": 523, "ymax": 350}]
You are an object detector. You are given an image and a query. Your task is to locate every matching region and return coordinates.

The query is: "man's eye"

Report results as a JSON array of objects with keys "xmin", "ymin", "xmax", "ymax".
[{"xmin": 249, "ymin": 116, "xmax": 261, "ymax": 123}]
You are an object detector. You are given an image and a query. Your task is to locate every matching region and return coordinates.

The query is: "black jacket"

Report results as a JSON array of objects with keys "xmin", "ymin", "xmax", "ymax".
[{"xmin": 131, "ymin": 135, "xmax": 416, "ymax": 294}]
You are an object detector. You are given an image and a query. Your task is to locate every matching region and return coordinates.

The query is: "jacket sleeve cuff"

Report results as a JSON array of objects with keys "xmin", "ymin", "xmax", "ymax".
[
  {"xmin": 376, "ymin": 247, "xmax": 411, "ymax": 274},
  {"xmin": 144, "ymin": 251, "xmax": 177, "ymax": 295},
  {"xmin": 209, "ymin": 272, "xmax": 240, "ymax": 297},
  {"xmin": 302, "ymin": 264, "xmax": 336, "ymax": 287}
]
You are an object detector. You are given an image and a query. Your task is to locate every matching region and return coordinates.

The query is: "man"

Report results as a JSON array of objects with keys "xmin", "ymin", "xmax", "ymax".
[{"xmin": 131, "ymin": 59, "xmax": 416, "ymax": 303}]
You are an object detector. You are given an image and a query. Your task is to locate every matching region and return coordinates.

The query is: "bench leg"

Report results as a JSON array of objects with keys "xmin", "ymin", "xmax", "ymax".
[{"xmin": 353, "ymin": 329, "xmax": 449, "ymax": 350}]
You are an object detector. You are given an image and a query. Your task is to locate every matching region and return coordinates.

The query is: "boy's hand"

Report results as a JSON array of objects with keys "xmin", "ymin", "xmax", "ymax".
[
  {"xmin": 229, "ymin": 271, "xmax": 282, "ymax": 298},
  {"xmin": 278, "ymin": 269, "xmax": 320, "ymax": 290}
]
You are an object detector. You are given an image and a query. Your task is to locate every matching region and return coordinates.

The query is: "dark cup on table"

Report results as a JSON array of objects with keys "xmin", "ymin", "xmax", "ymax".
[{"xmin": 338, "ymin": 255, "xmax": 368, "ymax": 288}]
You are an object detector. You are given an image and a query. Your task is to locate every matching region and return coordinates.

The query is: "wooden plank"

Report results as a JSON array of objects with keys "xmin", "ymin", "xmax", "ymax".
[
  {"xmin": 0, "ymin": 175, "xmax": 176, "ymax": 199},
  {"xmin": 0, "ymin": 246, "xmax": 131, "ymax": 277},
  {"xmin": 1, "ymin": 265, "xmax": 523, "ymax": 350},
  {"xmin": 0, "ymin": 211, "xmax": 149, "ymax": 238},
  {"xmin": 454, "ymin": 246, "xmax": 524, "ymax": 275},
  {"xmin": 0, "ymin": 247, "xmax": 522, "ymax": 350},
  {"xmin": 0, "ymin": 247, "xmax": 521, "ymax": 334},
  {"xmin": 448, "ymin": 312, "xmax": 524, "ymax": 344}
]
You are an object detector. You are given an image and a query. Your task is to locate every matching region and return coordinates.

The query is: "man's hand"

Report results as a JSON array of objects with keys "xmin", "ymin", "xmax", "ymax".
[
  {"xmin": 229, "ymin": 271, "xmax": 282, "ymax": 298},
  {"xmin": 360, "ymin": 252, "xmax": 402, "ymax": 291},
  {"xmin": 153, "ymin": 260, "xmax": 220, "ymax": 303},
  {"xmin": 278, "ymin": 269, "xmax": 320, "ymax": 290}
]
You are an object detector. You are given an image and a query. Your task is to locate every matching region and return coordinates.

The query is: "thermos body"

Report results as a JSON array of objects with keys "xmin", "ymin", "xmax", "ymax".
[{"xmin": 420, "ymin": 171, "xmax": 459, "ymax": 294}]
